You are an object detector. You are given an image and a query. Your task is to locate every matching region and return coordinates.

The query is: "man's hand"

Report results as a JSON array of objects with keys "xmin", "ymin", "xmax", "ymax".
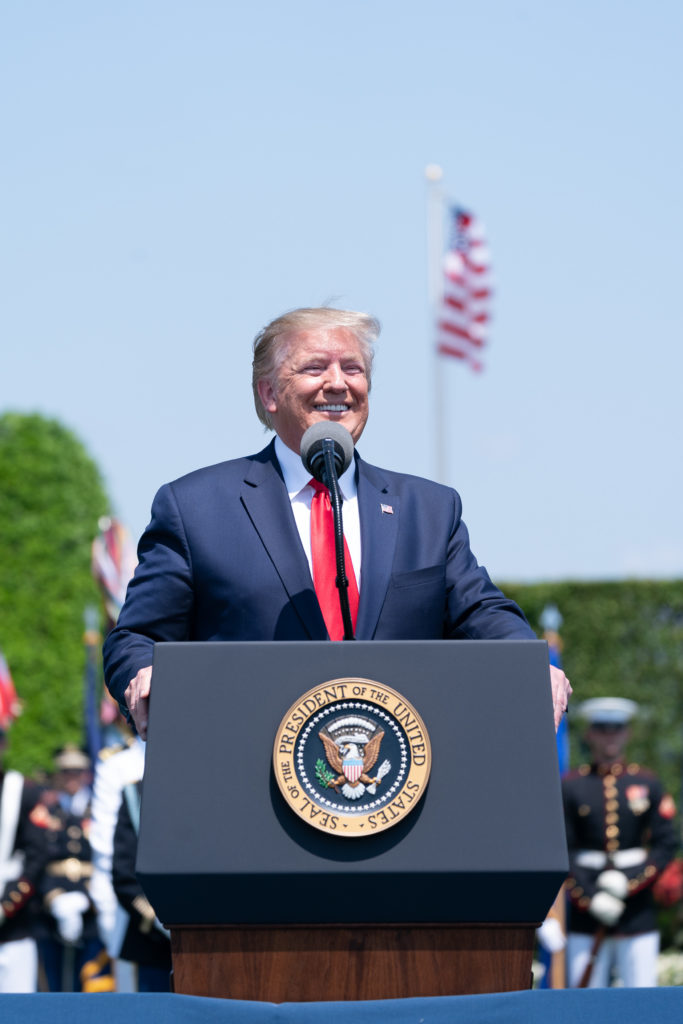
[
  {"xmin": 550, "ymin": 664, "xmax": 572, "ymax": 731},
  {"xmin": 51, "ymin": 890, "xmax": 90, "ymax": 944},
  {"xmin": 589, "ymin": 890, "xmax": 625, "ymax": 927},
  {"xmin": 597, "ymin": 869, "xmax": 629, "ymax": 901},
  {"xmin": 536, "ymin": 915, "xmax": 566, "ymax": 953},
  {"xmin": 124, "ymin": 665, "xmax": 153, "ymax": 740}
]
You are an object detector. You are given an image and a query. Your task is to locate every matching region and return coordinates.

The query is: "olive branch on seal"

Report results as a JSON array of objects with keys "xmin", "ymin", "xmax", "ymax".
[{"xmin": 315, "ymin": 758, "xmax": 335, "ymax": 787}]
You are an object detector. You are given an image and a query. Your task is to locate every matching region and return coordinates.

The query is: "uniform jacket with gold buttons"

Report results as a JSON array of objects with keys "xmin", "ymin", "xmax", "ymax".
[
  {"xmin": 36, "ymin": 796, "xmax": 100, "ymax": 944},
  {"xmin": 0, "ymin": 771, "xmax": 49, "ymax": 944},
  {"xmin": 562, "ymin": 760, "xmax": 678, "ymax": 935}
]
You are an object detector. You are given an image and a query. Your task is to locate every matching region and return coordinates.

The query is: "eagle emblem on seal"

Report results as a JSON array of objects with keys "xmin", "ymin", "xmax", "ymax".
[{"xmin": 317, "ymin": 714, "xmax": 391, "ymax": 801}]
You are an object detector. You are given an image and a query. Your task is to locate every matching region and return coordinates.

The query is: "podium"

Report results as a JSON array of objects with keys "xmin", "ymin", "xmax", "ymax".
[{"xmin": 137, "ymin": 639, "xmax": 568, "ymax": 1000}]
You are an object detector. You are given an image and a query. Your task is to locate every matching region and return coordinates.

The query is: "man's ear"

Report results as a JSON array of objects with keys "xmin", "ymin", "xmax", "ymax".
[{"xmin": 257, "ymin": 378, "xmax": 277, "ymax": 414}]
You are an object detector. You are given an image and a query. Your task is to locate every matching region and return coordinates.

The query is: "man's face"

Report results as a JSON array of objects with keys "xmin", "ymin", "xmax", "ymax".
[
  {"xmin": 586, "ymin": 723, "xmax": 629, "ymax": 763},
  {"xmin": 257, "ymin": 326, "xmax": 370, "ymax": 453},
  {"xmin": 59, "ymin": 769, "xmax": 88, "ymax": 796}
]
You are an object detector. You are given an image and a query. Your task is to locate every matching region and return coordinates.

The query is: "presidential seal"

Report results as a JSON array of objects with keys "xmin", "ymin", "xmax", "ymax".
[{"xmin": 273, "ymin": 677, "xmax": 431, "ymax": 836}]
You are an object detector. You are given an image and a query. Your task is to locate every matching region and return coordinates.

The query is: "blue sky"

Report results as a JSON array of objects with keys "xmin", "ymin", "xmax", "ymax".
[{"xmin": 3, "ymin": 1, "xmax": 682, "ymax": 583}]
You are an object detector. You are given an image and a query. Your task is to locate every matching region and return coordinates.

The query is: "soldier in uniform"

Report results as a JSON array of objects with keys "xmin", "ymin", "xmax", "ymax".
[
  {"xmin": 0, "ymin": 725, "xmax": 49, "ymax": 992},
  {"xmin": 112, "ymin": 780, "xmax": 171, "ymax": 991},
  {"xmin": 563, "ymin": 697, "xmax": 678, "ymax": 987},
  {"xmin": 36, "ymin": 746, "xmax": 112, "ymax": 991}
]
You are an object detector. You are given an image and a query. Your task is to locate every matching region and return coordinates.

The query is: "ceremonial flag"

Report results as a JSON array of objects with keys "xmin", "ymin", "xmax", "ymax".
[
  {"xmin": 537, "ymin": 604, "xmax": 569, "ymax": 989},
  {"xmin": 86, "ymin": 517, "xmax": 138, "ymax": 757},
  {"xmin": 0, "ymin": 649, "xmax": 21, "ymax": 729},
  {"xmin": 91, "ymin": 516, "xmax": 137, "ymax": 633},
  {"xmin": 436, "ymin": 206, "xmax": 492, "ymax": 372},
  {"xmin": 541, "ymin": 604, "xmax": 569, "ymax": 777}
]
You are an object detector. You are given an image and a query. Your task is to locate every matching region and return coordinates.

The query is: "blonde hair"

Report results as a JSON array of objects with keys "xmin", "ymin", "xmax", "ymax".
[{"xmin": 251, "ymin": 307, "xmax": 380, "ymax": 428}]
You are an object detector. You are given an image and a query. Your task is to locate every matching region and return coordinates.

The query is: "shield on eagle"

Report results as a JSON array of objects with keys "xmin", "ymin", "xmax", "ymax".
[{"xmin": 342, "ymin": 753, "xmax": 363, "ymax": 783}]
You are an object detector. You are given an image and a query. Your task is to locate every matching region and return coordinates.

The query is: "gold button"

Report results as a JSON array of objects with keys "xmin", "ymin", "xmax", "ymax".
[
  {"xmin": 613, "ymin": 764, "xmax": 623, "ymax": 775},
  {"xmin": 606, "ymin": 825, "xmax": 620, "ymax": 838},
  {"xmin": 603, "ymin": 774, "xmax": 616, "ymax": 785},
  {"xmin": 606, "ymin": 840, "xmax": 620, "ymax": 851},
  {"xmin": 578, "ymin": 804, "xmax": 591, "ymax": 816},
  {"xmin": 606, "ymin": 800, "xmax": 619, "ymax": 811},
  {"xmin": 605, "ymin": 788, "xmax": 618, "ymax": 799}
]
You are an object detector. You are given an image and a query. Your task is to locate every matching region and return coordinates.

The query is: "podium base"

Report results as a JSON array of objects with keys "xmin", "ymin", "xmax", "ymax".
[{"xmin": 170, "ymin": 923, "xmax": 537, "ymax": 1001}]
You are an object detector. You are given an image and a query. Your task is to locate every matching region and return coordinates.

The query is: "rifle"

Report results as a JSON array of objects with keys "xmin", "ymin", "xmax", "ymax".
[{"xmin": 577, "ymin": 926, "xmax": 607, "ymax": 988}]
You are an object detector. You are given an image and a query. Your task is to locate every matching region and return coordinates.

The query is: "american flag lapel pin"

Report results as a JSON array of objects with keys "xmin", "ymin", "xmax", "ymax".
[{"xmin": 380, "ymin": 503, "xmax": 394, "ymax": 515}]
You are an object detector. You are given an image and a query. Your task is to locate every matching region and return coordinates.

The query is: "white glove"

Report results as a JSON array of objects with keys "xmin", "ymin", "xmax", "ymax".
[
  {"xmin": 51, "ymin": 890, "xmax": 90, "ymax": 943},
  {"xmin": 536, "ymin": 916, "xmax": 566, "ymax": 953},
  {"xmin": 596, "ymin": 869, "xmax": 629, "ymax": 900},
  {"xmin": 589, "ymin": 890, "xmax": 625, "ymax": 926}
]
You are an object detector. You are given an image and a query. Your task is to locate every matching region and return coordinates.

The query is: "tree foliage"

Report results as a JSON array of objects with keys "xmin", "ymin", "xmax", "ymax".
[{"xmin": 0, "ymin": 412, "xmax": 109, "ymax": 775}]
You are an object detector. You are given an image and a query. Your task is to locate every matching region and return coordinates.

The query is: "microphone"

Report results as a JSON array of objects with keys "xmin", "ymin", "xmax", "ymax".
[
  {"xmin": 300, "ymin": 421, "xmax": 356, "ymax": 641},
  {"xmin": 300, "ymin": 422, "xmax": 355, "ymax": 485}
]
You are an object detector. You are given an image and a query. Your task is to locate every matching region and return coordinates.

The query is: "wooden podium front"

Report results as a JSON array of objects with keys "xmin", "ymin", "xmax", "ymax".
[
  {"xmin": 137, "ymin": 640, "xmax": 567, "ymax": 1001},
  {"xmin": 170, "ymin": 924, "xmax": 537, "ymax": 1000}
]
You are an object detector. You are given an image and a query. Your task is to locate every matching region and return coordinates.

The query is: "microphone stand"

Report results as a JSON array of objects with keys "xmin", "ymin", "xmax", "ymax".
[{"xmin": 321, "ymin": 441, "xmax": 355, "ymax": 641}]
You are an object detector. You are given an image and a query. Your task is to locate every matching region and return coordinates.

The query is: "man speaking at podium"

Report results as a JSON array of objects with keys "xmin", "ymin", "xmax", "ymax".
[{"xmin": 103, "ymin": 307, "xmax": 571, "ymax": 738}]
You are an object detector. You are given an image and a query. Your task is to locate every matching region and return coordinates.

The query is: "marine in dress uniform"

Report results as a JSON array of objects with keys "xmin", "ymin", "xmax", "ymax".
[
  {"xmin": 36, "ymin": 746, "xmax": 113, "ymax": 992},
  {"xmin": 563, "ymin": 698, "xmax": 678, "ymax": 987},
  {"xmin": 0, "ymin": 725, "xmax": 49, "ymax": 992}
]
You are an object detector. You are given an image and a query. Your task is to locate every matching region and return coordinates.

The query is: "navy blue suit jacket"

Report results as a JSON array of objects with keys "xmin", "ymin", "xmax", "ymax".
[{"xmin": 103, "ymin": 441, "xmax": 534, "ymax": 708}]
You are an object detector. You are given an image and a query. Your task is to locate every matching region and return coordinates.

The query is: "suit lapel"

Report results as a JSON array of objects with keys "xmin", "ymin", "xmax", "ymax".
[
  {"xmin": 356, "ymin": 457, "xmax": 399, "ymax": 639},
  {"xmin": 241, "ymin": 443, "xmax": 327, "ymax": 640}
]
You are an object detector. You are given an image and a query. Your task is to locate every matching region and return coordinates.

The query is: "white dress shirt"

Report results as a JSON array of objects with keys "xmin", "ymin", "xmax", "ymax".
[{"xmin": 274, "ymin": 435, "xmax": 361, "ymax": 588}]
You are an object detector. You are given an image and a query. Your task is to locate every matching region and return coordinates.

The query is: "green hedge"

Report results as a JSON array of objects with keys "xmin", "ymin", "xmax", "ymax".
[
  {"xmin": 504, "ymin": 580, "xmax": 683, "ymax": 814},
  {"xmin": 0, "ymin": 412, "xmax": 109, "ymax": 775}
]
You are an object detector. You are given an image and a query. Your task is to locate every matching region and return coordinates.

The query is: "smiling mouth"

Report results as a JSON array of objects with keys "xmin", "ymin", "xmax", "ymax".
[{"xmin": 316, "ymin": 404, "xmax": 349, "ymax": 413}]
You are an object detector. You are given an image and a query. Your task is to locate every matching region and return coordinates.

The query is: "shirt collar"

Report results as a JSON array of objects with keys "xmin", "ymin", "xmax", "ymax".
[{"xmin": 274, "ymin": 434, "xmax": 357, "ymax": 499}]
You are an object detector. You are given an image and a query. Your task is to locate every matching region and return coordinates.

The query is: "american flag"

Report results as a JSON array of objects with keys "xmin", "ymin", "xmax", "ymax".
[
  {"xmin": 0, "ymin": 649, "xmax": 21, "ymax": 729},
  {"xmin": 436, "ymin": 206, "xmax": 492, "ymax": 372}
]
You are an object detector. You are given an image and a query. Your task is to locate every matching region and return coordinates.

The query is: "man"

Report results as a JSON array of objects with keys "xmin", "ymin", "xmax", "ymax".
[
  {"xmin": 112, "ymin": 779, "xmax": 171, "ymax": 991},
  {"xmin": 563, "ymin": 697, "xmax": 678, "ymax": 987},
  {"xmin": 0, "ymin": 726, "xmax": 49, "ymax": 992},
  {"xmin": 103, "ymin": 307, "xmax": 571, "ymax": 735},
  {"xmin": 89, "ymin": 733, "xmax": 145, "ymax": 992},
  {"xmin": 36, "ymin": 746, "xmax": 111, "ymax": 992}
]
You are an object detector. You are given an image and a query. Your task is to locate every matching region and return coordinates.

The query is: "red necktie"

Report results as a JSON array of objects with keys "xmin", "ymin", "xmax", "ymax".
[{"xmin": 309, "ymin": 478, "xmax": 359, "ymax": 640}]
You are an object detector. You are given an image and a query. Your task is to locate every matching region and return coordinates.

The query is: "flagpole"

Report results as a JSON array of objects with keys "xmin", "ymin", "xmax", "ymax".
[{"xmin": 425, "ymin": 164, "xmax": 446, "ymax": 483}]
